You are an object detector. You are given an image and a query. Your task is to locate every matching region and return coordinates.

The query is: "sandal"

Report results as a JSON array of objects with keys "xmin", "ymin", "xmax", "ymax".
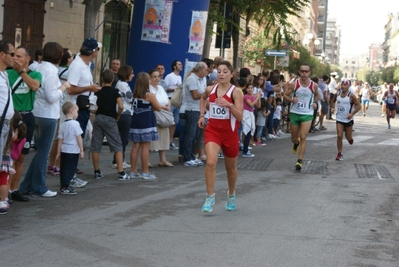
[
  {"xmin": 158, "ymin": 161, "xmax": 174, "ymax": 167},
  {"xmin": 148, "ymin": 163, "xmax": 154, "ymax": 168}
]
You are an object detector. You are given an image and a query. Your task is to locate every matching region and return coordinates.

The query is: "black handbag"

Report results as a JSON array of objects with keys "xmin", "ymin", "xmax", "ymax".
[{"xmin": 76, "ymin": 92, "xmax": 91, "ymax": 110}]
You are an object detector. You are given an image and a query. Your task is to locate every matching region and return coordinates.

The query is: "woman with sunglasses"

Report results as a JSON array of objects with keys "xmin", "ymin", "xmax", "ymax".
[{"xmin": 283, "ymin": 64, "xmax": 319, "ymax": 171}]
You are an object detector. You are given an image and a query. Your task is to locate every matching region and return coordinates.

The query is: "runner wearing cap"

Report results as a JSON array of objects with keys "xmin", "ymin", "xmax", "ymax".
[{"xmin": 330, "ymin": 79, "xmax": 361, "ymax": 161}]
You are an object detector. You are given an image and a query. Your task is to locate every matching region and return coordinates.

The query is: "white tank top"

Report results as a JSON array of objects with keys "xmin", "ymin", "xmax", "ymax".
[
  {"xmin": 336, "ymin": 90, "xmax": 353, "ymax": 123},
  {"xmin": 290, "ymin": 79, "xmax": 315, "ymax": 116}
]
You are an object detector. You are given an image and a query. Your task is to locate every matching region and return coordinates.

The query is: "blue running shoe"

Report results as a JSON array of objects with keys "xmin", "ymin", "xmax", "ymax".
[
  {"xmin": 202, "ymin": 195, "xmax": 215, "ymax": 212},
  {"xmin": 225, "ymin": 191, "xmax": 236, "ymax": 211},
  {"xmin": 388, "ymin": 124, "xmax": 391, "ymax": 129}
]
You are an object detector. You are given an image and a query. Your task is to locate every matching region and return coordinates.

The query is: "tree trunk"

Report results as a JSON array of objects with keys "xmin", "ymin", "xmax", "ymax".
[
  {"xmin": 202, "ymin": 18, "xmax": 214, "ymax": 58},
  {"xmin": 231, "ymin": 11, "xmax": 240, "ymax": 67},
  {"xmin": 83, "ymin": 0, "xmax": 104, "ymax": 39}
]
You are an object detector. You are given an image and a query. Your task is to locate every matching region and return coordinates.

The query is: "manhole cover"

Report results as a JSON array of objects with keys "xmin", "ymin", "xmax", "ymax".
[
  {"xmin": 237, "ymin": 158, "xmax": 273, "ymax": 171},
  {"xmin": 355, "ymin": 164, "xmax": 393, "ymax": 179},
  {"xmin": 300, "ymin": 160, "xmax": 329, "ymax": 175}
]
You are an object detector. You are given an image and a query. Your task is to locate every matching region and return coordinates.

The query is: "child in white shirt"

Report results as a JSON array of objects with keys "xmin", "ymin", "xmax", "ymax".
[{"xmin": 56, "ymin": 102, "xmax": 84, "ymax": 195}]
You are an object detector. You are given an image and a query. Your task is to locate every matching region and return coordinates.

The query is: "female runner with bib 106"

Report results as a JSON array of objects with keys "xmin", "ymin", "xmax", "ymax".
[{"xmin": 198, "ymin": 61, "xmax": 243, "ymax": 213}]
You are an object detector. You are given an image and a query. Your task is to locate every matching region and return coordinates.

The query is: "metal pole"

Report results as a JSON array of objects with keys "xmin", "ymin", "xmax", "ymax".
[
  {"xmin": 219, "ymin": 1, "xmax": 227, "ymax": 57},
  {"xmin": 273, "ymin": 56, "xmax": 276, "ymax": 69}
]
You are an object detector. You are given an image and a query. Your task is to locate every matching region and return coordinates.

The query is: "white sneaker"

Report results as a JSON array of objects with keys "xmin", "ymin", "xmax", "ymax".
[
  {"xmin": 42, "ymin": 190, "xmax": 57, "ymax": 198},
  {"xmin": 242, "ymin": 152, "xmax": 255, "ymax": 158},
  {"xmin": 194, "ymin": 159, "xmax": 204, "ymax": 166},
  {"xmin": 278, "ymin": 130, "xmax": 285, "ymax": 135},
  {"xmin": 0, "ymin": 201, "xmax": 9, "ymax": 209},
  {"xmin": 112, "ymin": 162, "xmax": 131, "ymax": 169},
  {"xmin": 122, "ymin": 161, "xmax": 131, "ymax": 168},
  {"xmin": 142, "ymin": 173, "xmax": 157, "ymax": 180},
  {"xmin": 268, "ymin": 134, "xmax": 276, "ymax": 139}
]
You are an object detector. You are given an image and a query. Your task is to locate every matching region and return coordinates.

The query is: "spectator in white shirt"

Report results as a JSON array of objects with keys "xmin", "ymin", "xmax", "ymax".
[{"xmin": 19, "ymin": 42, "xmax": 70, "ymax": 198}]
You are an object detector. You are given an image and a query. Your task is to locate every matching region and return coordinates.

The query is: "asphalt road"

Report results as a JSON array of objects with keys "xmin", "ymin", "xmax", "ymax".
[{"xmin": 1, "ymin": 101, "xmax": 399, "ymax": 267}]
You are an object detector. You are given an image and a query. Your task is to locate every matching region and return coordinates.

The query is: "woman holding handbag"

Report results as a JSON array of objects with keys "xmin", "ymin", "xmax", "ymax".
[{"xmin": 149, "ymin": 69, "xmax": 174, "ymax": 167}]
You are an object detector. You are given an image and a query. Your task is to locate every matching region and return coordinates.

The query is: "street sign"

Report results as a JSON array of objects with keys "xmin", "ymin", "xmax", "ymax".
[{"xmin": 265, "ymin": 50, "xmax": 287, "ymax": 57}]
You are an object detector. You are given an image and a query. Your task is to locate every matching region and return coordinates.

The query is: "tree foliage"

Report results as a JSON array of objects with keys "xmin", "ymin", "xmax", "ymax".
[
  {"xmin": 243, "ymin": 33, "xmax": 333, "ymax": 76},
  {"xmin": 357, "ymin": 65, "xmax": 399, "ymax": 85},
  {"xmin": 208, "ymin": 0, "xmax": 310, "ymax": 46}
]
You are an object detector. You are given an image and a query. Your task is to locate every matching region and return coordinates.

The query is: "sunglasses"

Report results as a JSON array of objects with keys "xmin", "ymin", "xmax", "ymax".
[
  {"xmin": 6, "ymin": 52, "xmax": 15, "ymax": 57},
  {"xmin": 299, "ymin": 70, "xmax": 309, "ymax": 73}
]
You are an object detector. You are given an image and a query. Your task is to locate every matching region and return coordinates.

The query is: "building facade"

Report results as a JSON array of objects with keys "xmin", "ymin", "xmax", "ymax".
[
  {"xmin": 325, "ymin": 17, "xmax": 341, "ymax": 65},
  {"xmin": 368, "ymin": 44, "xmax": 384, "ymax": 69},
  {"xmin": 383, "ymin": 12, "xmax": 399, "ymax": 67},
  {"xmin": 341, "ymin": 56, "xmax": 362, "ymax": 80},
  {"xmin": 0, "ymin": 0, "xmax": 132, "ymax": 80}
]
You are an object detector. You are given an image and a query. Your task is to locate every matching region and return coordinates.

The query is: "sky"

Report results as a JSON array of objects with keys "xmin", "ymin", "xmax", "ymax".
[{"xmin": 328, "ymin": 0, "xmax": 399, "ymax": 57}]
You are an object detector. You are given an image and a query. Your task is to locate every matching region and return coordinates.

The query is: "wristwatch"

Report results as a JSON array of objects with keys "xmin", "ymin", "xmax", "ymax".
[{"xmin": 18, "ymin": 68, "xmax": 26, "ymax": 75}]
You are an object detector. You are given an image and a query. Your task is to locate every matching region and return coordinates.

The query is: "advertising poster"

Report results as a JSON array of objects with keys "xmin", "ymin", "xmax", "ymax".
[
  {"xmin": 141, "ymin": 0, "xmax": 173, "ymax": 43},
  {"xmin": 15, "ymin": 28, "xmax": 22, "ymax": 48},
  {"xmin": 277, "ymin": 55, "xmax": 290, "ymax": 67},
  {"xmin": 188, "ymin": 11, "xmax": 208, "ymax": 54},
  {"xmin": 184, "ymin": 59, "xmax": 197, "ymax": 79}
]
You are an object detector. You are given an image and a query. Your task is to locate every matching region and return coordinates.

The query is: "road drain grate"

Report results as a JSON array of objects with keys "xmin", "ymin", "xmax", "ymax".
[
  {"xmin": 355, "ymin": 164, "xmax": 393, "ymax": 179},
  {"xmin": 237, "ymin": 158, "xmax": 273, "ymax": 171},
  {"xmin": 300, "ymin": 160, "xmax": 329, "ymax": 175}
]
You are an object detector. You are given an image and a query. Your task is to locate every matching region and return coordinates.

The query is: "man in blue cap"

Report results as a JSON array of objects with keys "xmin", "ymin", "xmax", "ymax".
[{"xmin": 66, "ymin": 37, "xmax": 102, "ymax": 185}]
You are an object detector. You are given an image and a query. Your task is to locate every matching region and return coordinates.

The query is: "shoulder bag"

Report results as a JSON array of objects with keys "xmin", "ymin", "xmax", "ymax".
[
  {"xmin": 154, "ymin": 109, "xmax": 174, "ymax": 127},
  {"xmin": 170, "ymin": 84, "xmax": 183, "ymax": 108}
]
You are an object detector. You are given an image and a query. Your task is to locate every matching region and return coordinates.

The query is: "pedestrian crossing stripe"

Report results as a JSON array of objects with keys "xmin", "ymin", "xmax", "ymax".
[
  {"xmin": 306, "ymin": 135, "xmax": 399, "ymax": 145},
  {"xmin": 306, "ymin": 134, "xmax": 335, "ymax": 141},
  {"xmin": 351, "ymin": 135, "xmax": 374, "ymax": 143},
  {"xmin": 378, "ymin": 138, "xmax": 399, "ymax": 145}
]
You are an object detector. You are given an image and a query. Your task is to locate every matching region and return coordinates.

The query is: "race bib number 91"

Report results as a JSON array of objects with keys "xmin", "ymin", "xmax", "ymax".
[{"xmin": 209, "ymin": 103, "xmax": 230, "ymax": 119}]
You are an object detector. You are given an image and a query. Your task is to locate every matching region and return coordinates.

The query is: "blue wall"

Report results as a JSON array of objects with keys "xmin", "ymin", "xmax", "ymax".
[{"xmin": 126, "ymin": 0, "xmax": 210, "ymax": 86}]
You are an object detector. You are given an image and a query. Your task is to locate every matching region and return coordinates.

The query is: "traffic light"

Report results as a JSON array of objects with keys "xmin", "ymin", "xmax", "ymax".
[{"xmin": 215, "ymin": 3, "xmax": 233, "ymax": 49}]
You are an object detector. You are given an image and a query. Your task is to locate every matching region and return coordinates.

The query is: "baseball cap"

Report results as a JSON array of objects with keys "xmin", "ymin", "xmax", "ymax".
[
  {"xmin": 81, "ymin": 38, "xmax": 102, "ymax": 52},
  {"xmin": 330, "ymin": 71, "xmax": 338, "ymax": 76},
  {"xmin": 341, "ymin": 79, "xmax": 351, "ymax": 86}
]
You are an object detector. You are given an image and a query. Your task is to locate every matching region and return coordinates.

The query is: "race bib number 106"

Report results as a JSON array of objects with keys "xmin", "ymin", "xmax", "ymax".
[{"xmin": 209, "ymin": 103, "xmax": 230, "ymax": 119}]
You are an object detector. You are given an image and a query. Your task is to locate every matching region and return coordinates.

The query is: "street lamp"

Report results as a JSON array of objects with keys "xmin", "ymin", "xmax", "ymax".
[
  {"xmin": 318, "ymin": 52, "xmax": 329, "ymax": 64},
  {"xmin": 302, "ymin": 33, "xmax": 319, "ymax": 55}
]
